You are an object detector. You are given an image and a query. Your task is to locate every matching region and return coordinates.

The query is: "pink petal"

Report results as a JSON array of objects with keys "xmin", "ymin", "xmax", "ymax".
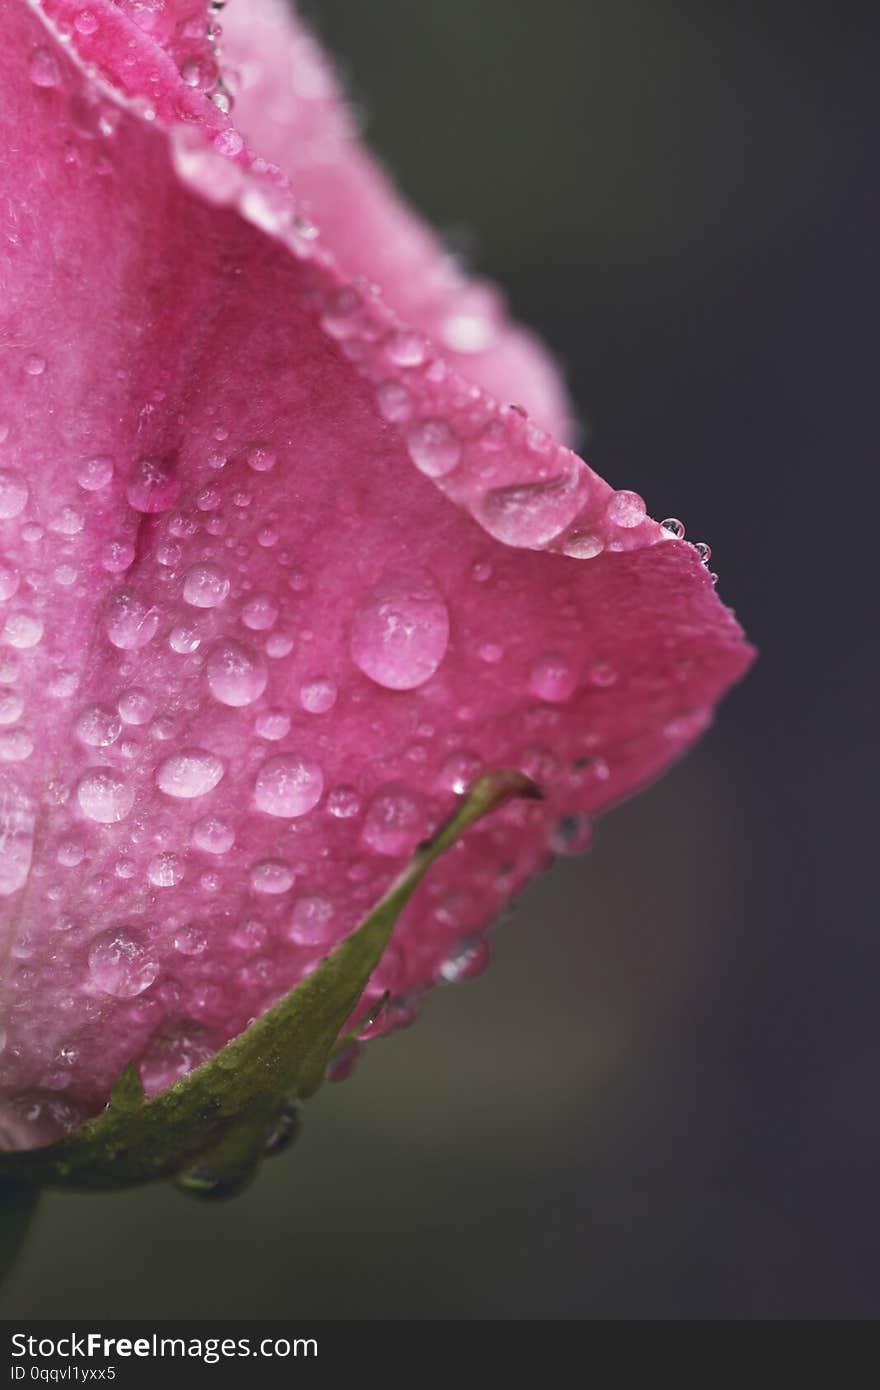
[{"xmin": 0, "ymin": 0, "xmax": 752, "ymax": 1138}]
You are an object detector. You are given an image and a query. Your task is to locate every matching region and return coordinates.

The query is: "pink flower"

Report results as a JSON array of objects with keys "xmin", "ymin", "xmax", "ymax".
[{"xmin": 0, "ymin": 0, "xmax": 752, "ymax": 1144}]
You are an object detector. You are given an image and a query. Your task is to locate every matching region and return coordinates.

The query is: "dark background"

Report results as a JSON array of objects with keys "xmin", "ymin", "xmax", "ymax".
[{"xmin": 2, "ymin": 0, "xmax": 877, "ymax": 1319}]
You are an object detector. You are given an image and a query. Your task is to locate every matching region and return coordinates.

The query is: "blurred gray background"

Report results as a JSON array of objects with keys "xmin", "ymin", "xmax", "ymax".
[{"xmin": 2, "ymin": 0, "xmax": 876, "ymax": 1319}]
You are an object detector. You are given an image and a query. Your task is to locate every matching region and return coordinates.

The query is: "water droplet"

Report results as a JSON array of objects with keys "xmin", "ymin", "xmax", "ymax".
[
  {"xmin": 661, "ymin": 517, "xmax": 685, "ymax": 539},
  {"xmin": 249, "ymin": 859, "xmax": 295, "ymax": 895},
  {"xmin": 254, "ymin": 754, "xmax": 323, "ymax": 818},
  {"xmin": 74, "ymin": 704, "xmax": 122, "ymax": 747},
  {"xmin": 29, "ymin": 46, "xmax": 62, "ymax": 88},
  {"xmin": 3, "ymin": 614, "xmax": 43, "ymax": 649},
  {"xmin": 438, "ymin": 938, "xmax": 490, "ymax": 983},
  {"xmin": 254, "ymin": 708, "xmax": 291, "ymax": 741},
  {"xmin": 350, "ymin": 571, "xmax": 449, "ymax": 690},
  {"xmin": 299, "ymin": 677, "xmax": 337, "ymax": 714},
  {"xmin": 125, "ymin": 457, "xmax": 180, "ymax": 514},
  {"xmin": 362, "ymin": 785, "xmax": 426, "ymax": 856},
  {"xmin": 105, "ymin": 590, "xmax": 159, "ymax": 650},
  {"xmin": 172, "ymin": 925, "xmax": 208, "ymax": 956},
  {"xmin": 438, "ymin": 749, "xmax": 483, "ymax": 795},
  {"xmin": 147, "ymin": 852, "xmax": 185, "ymax": 887},
  {"xmin": 386, "ymin": 331, "xmax": 426, "ymax": 368},
  {"xmin": 183, "ymin": 563, "xmax": 229, "ymax": 608},
  {"xmin": 74, "ymin": 9, "xmax": 98, "ymax": 34},
  {"xmin": 588, "ymin": 662, "xmax": 617, "ymax": 688},
  {"xmin": 190, "ymin": 815, "xmax": 234, "ymax": 855},
  {"xmin": 138, "ymin": 1021, "xmax": 215, "ymax": 1091},
  {"xmin": 376, "ymin": 381, "xmax": 412, "ymax": 423},
  {"xmin": 244, "ymin": 442, "xmax": 276, "ymax": 473},
  {"xmin": 76, "ymin": 768, "xmax": 134, "ymax": 823},
  {"xmin": 694, "ymin": 541, "xmax": 712, "ymax": 564},
  {"xmin": 24, "ymin": 355, "xmax": 45, "ymax": 377},
  {"xmin": 406, "ymin": 419, "xmax": 461, "ymax": 478},
  {"xmin": 529, "ymin": 654, "xmax": 577, "ymax": 703},
  {"xmin": 88, "ymin": 928, "xmax": 158, "ymax": 998},
  {"xmin": 0, "ymin": 689, "xmax": 23, "ymax": 725},
  {"xmin": 57, "ymin": 839, "xmax": 85, "ymax": 868},
  {"xmin": 0, "ymin": 730, "xmax": 33, "ymax": 762},
  {"xmin": 101, "ymin": 538, "xmax": 135, "ymax": 573},
  {"xmin": 326, "ymin": 785, "xmax": 361, "ymax": 819},
  {"xmin": 240, "ymin": 593, "xmax": 278, "ymax": 631},
  {"xmin": 606, "ymin": 490, "xmax": 646, "ymax": 528},
  {"xmin": 562, "ymin": 531, "xmax": 604, "ymax": 559},
  {"xmin": 265, "ymin": 632, "xmax": 294, "ymax": 659},
  {"xmin": 206, "ymin": 640, "xmax": 267, "ymax": 707},
  {"xmin": 77, "ymin": 456, "xmax": 114, "ymax": 491},
  {"xmin": 478, "ymin": 471, "xmax": 581, "ymax": 547},
  {"xmin": 156, "ymin": 749, "xmax": 224, "ymax": 799},
  {"xmin": 117, "ymin": 688, "xmax": 153, "ymax": 725},
  {"xmin": 285, "ymin": 893, "xmax": 335, "ymax": 945},
  {"xmin": 0, "ymin": 469, "xmax": 29, "ymax": 520},
  {"xmin": 169, "ymin": 623, "xmax": 201, "ymax": 654},
  {"xmin": 0, "ymin": 566, "xmax": 19, "ymax": 601}
]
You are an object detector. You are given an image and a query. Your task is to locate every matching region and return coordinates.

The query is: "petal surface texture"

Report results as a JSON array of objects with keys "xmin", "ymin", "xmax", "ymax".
[{"xmin": 0, "ymin": 0, "xmax": 752, "ymax": 1136}]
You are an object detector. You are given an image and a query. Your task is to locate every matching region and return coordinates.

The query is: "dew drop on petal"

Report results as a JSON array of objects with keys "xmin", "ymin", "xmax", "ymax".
[
  {"xmin": 0, "ymin": 470, "xmax": 29, "ymax": 520},
  {"xmin": 190, "ymin": 815, "xmax": 234, "ymax": 854},
  {"xmin": 562, "ymin": 531, "xmax": 604, "ymax": 560},
  {"xmin": 183, "ymin": 563, "xmax": 229, "ymax": 608},
  {"xmin": 0, "ymin": 730, "xmax": 33, "ymax": 762},
  {"xmin": 255, "ymin": 709, "xmax": 291, "ymax": 741},
  {"xmin": 147, "ymin": 852, "xmax": 185, "ymax": 887},
  {"xmin": 0, "ymin": 566, "xmax": 19, "ymax": 602},
  {"xmin": 299, "ymin": 678, "xmax": 337, "ymax": 714},
  {"xmin": 285, "ymin": 893, "xmax": 334, "ymax": 946},
  {"xmin": 105, "ymin": 590, "xmax": 159, "ymax": 650},
  {"xmin": 3, "ymin": 614, "xmax": 43, "ymax": 649},
  {"xmin": 528, "ymin": 654, "xmax": 577, "ymax": 703},
  {"xmin": 240, "ymin": 594, "xmax": 278, "ymax": 631},
  {"xmin": 155, "ymin": 749, "xmax": 224, "ymax": 799},
  {"xmin": 244, "ymin": 443, "xmax": 276, "ymax": 473},
  {"xmin": 206, "ymin": 640, "xmax": 267, "ymax": 707},
  {"xmin": 76, "ymin": 768, "xmax": 134, "ymax": 823},
  {"xmin": 438, "ymin": 749, "xmax": 483, "ymax": 795},
  {"xmin": 254, "ymin": 754, "xmax": 324, "ymax": 818},
  {"xmin": 406, "ymin": 420, "xmax": 461, "ymax": 478},
  {"xmin": 125, "ymin": 457, "xmax": 180, "ymax": 514},
  {"xmin": 118, "ymin": 688, "xmax": 153, "ymax": 725},
  {"xmin": 77, "ymin": 456, "xmax": 114, "ymax": 492},
  {"xmin": 606, "ymin": 490, "xmax": 646, "ymax": 528},
  {"xmin": 362, "ymin": 785, "xmax": 426, "ymax": 856},
  {"xmin": 0, "ymin": 689, "xmax": 23, "ymax": 725},
  {"xmin": 326, "ymin": 785, "xmax": 361, "ymax": 819},
  {"xmin": 350, "ymin": 572, "xmax": 449, "ymax": 691},
  {"xmin": 74, "ymin": 704, "xmax": 122, "ymax": 747},
  {"xmin": 29, "ymin": 45, "xmax": 61, "ymax": 88},
  {"xmin": 249, "ymin": 859, "xmax": 295, "ymax": 895},
  {"xmin": 478, "ymin": 471, "xmax": 582, "ymax": 547},
  {"xmin": 101, "ymin": 539, "xmax": 135, "ymax": 574},
  {"xmin": 88, "ymin": 929, "xmax": 158, "ymax": 998}
]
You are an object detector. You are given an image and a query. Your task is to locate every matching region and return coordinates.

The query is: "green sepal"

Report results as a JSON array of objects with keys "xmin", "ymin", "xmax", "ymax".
[{"xmin": 0, "ymin": 771, "xmax": 533, "ymax": 1199}]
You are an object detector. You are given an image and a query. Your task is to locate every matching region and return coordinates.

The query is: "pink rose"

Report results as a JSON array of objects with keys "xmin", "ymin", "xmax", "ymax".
[{"xmin": 0, "ymin": 0, "xmax": 752, "ymax": 1152}]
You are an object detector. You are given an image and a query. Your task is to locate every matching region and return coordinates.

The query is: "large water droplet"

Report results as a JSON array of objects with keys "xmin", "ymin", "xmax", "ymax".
[
  {"xmin": 206, "ymin": 640, "xmax": 267, "ymax": 707},
  {"xmin": 0, "ymin": 689, "xmax": 23, "ymax": 726},
  {"xmin": 105, "ymin": 590, "xmax": 160, "ymax": 650},
  {"xmin": 74, "ymin": 705, "xmax": 122, "ymax": 747},
  {"xmin": 285, "ymin": 893, "xmax": 335, "ymax": 945},
  {"xmin": 125, "ymin": 457, "xmax": 180, "ymax": 514},
  {"xmin": 406, "ymin": 420, "xmax": 461, "ymax": 478},
  {"xmin": 0, "ymin": 779, "xmax": 35, "ymax": 896},
  {"xmin": 190, "ymin": 815, "xmax": 234, "ymax": 854},
  {"xmin": 88, "ymin": 928, "xmax": 158, "ymax": 998},
  {"xmin": 117, "ymin": 688, "xmax": 153, "ymax": 725},
  {"xmin": 183, "ymin": 563, "xmax": 229, "ymax": 608},
  {"xmin": 77, "ymin": 456, "xmax": 114, "ymax": 491},
  {"xmin": 362, "ymin": 785, "xmax": 426, "ymax": 855},
  {"xmin": 249, "ymin": 859, "xmax": 295, "ymax": 895},
  {"xmin": 254, "ymin": 754, "xmax": 323, "ymax": 818},
  {"xmin": 606, "ymin": 490, "xmax": 646, "ymax": 528},
  {"xmin": 528, "ymin": 654, "xmax": 577, "ymax": 703},
  {"xmin": 3, "ymin": 614, "xmax": 43, "ymax": 650},
  {"xmin": 478, "ymin": 470, "xmax": 581, "ymax": 547},
  {"xmin": 299, "ymin": 678, "xmax": 337, "ymax": 714},
  {"xmin": 240, "ymin": 594, "xmax": 278, "ymax": 631},
  {"xmin": 156, "ymin": 749, "xmax": 224, "ymax": 800},
  {"xmin": 29, "ymin": 46, "xmax": 62, "ymax": 88},
  {"xmin": 0, "ymin": 470, "xmax": 29, "ymax": 520},
  {"xmin": 76, "ymin": 768, "xmax": 134, "ymax": 823},
  {"xmin": 350, "ymin": 572, "xmax": 449, "ymax": 690}
]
